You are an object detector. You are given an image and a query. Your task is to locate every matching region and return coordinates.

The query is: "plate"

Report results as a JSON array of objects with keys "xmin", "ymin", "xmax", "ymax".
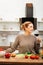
[{"xmin": 0, "ymin": 51, "xmax": 5, "ymax": 57}]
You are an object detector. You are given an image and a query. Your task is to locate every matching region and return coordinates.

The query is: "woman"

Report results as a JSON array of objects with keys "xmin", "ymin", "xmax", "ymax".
[{"xmin": 6, "ymin": 21, "xmax": 41, "ymax": 54}]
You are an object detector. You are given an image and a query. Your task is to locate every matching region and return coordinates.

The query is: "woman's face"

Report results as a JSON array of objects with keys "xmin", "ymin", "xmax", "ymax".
[{"xmin": 25, "ymin": 23, "xmax": 34, "ymax": 33}]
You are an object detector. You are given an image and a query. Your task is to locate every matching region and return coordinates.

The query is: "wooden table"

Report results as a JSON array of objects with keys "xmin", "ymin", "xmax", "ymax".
[{"xmin": 0, "ymin": 57, "xmax": 43, "ymax": 65}]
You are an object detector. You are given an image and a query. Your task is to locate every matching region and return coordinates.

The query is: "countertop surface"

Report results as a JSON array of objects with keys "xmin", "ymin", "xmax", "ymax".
[{"xmin": 0, "ymin": 57, "xmax": 43, "ymax": 63}]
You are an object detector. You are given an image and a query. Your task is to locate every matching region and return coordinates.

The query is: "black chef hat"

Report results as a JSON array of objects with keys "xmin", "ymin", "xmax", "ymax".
[{"xmin": 22, "ymin": 17, "xmax": 34, "ymax": 25}]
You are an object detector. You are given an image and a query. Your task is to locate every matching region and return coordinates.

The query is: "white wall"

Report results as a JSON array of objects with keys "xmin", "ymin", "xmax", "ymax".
[
  {"xmin": 0, "ymin": 0, "xmax": 43, "ymax": 46},
  {"xmin": 0, "ymin": 0, "xmax": 28, "ymax": 21},
  {"xmin": 32, "ymin": 0, "xmax": 43, "ymax": 21},
  {"xmin": 0, "ymin": 0, "xmax": 43, "ymax": 21}
]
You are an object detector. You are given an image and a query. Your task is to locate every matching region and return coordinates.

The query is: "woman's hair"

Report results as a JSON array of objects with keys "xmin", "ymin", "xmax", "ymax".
[{"xmin": 21, "ymin": 21, "xmax": 33, "ymax": 30}]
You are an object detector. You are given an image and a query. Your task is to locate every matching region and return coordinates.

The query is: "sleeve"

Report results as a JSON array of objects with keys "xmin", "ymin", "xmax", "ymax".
[
  {"xmin": 5, "ymin": 35, "xmax": 19, "ymax": 53},
  {"xmin": 34, "ymin": 37, "xmax": 40, "ymax": 54}
]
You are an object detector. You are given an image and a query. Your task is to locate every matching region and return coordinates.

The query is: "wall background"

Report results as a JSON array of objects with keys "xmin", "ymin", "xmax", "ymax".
[
  {"xmin": 0, "ymin": 0, "xmax": 43, "ymax": 46},
  {"xmin": 0, "ymin": 0, "xmax": 43, "ymax": 21}
]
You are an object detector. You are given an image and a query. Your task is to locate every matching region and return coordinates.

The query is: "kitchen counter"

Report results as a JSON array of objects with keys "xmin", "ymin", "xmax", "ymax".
[{"xmin": 0, "ymin": 57, "xmax": 43, "ymax": 65}]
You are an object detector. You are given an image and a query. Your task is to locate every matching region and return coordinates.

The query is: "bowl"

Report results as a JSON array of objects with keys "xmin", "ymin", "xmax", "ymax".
[{"xmin": 0, "ymin": 51, "xmax": 5, "ymax": 57}]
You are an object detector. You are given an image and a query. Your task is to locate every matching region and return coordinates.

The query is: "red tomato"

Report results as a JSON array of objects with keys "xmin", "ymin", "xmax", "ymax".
[
  {"xmin": 5, "ymin": 53, "xmax": 11, "ymax": 58},
  {"xmin": 30, "ymin": 55, "xmax": 35, "ymax": 59},
  {"xmin": 25, "ymin": 55, "xmax": 28, "ymax": 59},
  {"xmin": 35, "ymin": 55, "xmax": 39, "ymax": 59}
]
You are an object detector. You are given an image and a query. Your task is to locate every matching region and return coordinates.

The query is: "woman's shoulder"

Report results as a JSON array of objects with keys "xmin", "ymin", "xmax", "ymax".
[
  {"xmin": 31, "ymin": 34, "xmax": 36, "ymax": 39},
  {"xmin": 16, "ymin": 34, "xmax": 24, "ymax": 38},
  {"xmin": 17, "ymin": 34, "xmax": 36, "ymax": 39}
]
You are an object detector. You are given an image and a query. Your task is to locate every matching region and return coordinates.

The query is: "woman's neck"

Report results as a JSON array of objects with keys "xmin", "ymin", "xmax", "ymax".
[{"xmin": 24, "ymin": 31, "xmax": 31, "ymax": 36}]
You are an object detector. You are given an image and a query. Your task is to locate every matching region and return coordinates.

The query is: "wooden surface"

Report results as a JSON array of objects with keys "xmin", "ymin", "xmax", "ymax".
[{"xmin": 0, "ymin": 57, "xmax": 43, "ymax": 65}]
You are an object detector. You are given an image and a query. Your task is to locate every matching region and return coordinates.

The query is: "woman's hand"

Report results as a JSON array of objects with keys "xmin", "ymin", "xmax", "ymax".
[{"xmin": 36, "ymin": 37, "xmax": 41, "ymax": 43}]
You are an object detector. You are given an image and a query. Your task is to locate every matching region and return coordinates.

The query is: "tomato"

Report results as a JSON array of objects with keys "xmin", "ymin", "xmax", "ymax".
[
  {"xmin": 5, "ymin": 53, "xmax": 11, "ymax": 58},
  {"xmin": 30, "ymin": 55, "xmax": 39, "ymax": 59},
  {"xmin": 25, "ymin": 55, "xmax": 28, "ymax": 59},
  {"xmin": 35, "ymin": 55, "xmax": 39, "ymax": 59},
  {"xmin": 30, "ymin": 55, "xmax": 35, "ymax": 59}
]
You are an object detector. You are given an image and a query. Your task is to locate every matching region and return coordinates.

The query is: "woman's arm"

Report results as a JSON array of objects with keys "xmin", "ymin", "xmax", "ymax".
[
  {"xmin": 36, "ymin": 36, "xmax": 41, "ymax": 43},
  {"xmin": 34, "ymin": 37, "xmax": 40, "ymax": 54},
  {"xmin": 5, "ymin": 35, "xmax": 19, "ymax": 53}
]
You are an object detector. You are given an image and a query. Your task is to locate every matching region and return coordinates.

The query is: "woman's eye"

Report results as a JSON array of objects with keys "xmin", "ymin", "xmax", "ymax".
[{"xmin": 30, "ymin": 26, "xmax": 32, "ymax": 28}]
